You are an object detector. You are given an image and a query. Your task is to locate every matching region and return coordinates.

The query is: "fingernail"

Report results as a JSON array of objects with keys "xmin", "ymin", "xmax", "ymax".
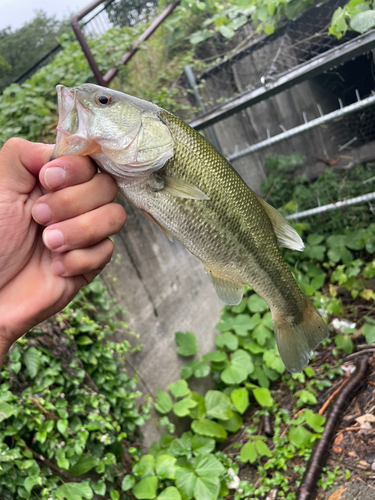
[
  {"xmin": 51, "ymin": 260, "xmax": 65, "ymax": 276},
  {"xmin": 44, "ymin": 229, "xmax": 64, "ymax": 250},
  {"xmin": 32, "ymin": 203, "xmax": 51, "ymax": 225},
  {"xmin": 44, "ymin": 166, "xmax": 66, "ymax": 190}
]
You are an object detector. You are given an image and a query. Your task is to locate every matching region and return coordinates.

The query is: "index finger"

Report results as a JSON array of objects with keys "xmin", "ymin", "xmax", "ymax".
[{"xmin": 39, "ymin": 155, "xmax": 98, "ymax": 192}]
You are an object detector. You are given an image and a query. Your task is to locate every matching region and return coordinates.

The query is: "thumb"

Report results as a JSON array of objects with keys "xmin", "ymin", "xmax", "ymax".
[{"xmin": 0, "ymin": 138, "xmax": 54, "ymax": 194}]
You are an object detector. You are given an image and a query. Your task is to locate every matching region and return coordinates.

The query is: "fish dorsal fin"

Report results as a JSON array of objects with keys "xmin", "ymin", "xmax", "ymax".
[
  {"xmin": 141, "ymin": 210, "xmax": 174, "ymax": 242},
  {"xmin": 163, "ymin": 175, "xmax": 210, "ymax": 200},
  {"xmin": 205, "ymin": 267, "xmax": 243, "ymax": 305},
  {"xmin": 258, "ymin": 197, "xmax": 304, "ymax": 252}
]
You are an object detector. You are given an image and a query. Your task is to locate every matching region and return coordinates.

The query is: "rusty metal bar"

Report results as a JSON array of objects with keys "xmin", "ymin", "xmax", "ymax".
[
  {"xmin": 103, "ymin": 0, "xmax": 181, "ymax": 83},
  {"xmin": 71, "ymin": 0, "xmax": 107, "ymax": 86},
  {"xmin": 71, "ymin": 0, "xmax": 180, "ymax": 87}
]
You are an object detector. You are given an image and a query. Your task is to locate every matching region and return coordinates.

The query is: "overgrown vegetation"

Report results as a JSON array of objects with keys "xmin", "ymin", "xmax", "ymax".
[{"xmin": 0, "ymin": 280, "xmax": 150, "ymax": 500}]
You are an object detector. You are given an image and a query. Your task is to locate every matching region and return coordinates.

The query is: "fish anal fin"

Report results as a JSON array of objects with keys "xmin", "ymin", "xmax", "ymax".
[
  {"xmin": 258, "ymin": 197, "xmax": 304, "ymax": 252},
  {"xmin": 205, "ymin": 266, "xmax": 243, "ymax": 305},
  {"xmin": 141, "ymin": 210, "xmax": 173, "ymax": 242},
  {"xmin": 163, "ymin": 175, "xmax": 210, "ymax": 200}
]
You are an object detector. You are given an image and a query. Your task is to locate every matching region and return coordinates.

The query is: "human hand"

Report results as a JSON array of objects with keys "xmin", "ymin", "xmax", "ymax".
[{"xmin": 0, "ymin": 138, "xmax": 126, "ymax": 365}]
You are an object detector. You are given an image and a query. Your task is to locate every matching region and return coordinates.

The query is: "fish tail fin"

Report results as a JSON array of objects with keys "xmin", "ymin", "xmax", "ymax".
[{"xmin": 272, "ymin": 298, "xmax": 329, "ymax": 373}]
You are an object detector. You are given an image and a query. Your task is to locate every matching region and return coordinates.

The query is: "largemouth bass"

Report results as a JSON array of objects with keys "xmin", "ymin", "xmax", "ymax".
[{"xmin": 52, "ymin": 83, "xmax": 328, "ymax": 373}]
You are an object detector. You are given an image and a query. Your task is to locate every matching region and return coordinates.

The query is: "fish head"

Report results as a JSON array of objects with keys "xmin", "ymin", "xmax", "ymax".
[{"xmin": 52, "ymin": 84, "xmax": 174, "ymax": 179}]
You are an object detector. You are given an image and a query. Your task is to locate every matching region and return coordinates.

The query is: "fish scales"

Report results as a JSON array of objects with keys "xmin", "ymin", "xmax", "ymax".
[{"xmin": 52, "ymin": 83, "xmax": 329, "ymax": 372}]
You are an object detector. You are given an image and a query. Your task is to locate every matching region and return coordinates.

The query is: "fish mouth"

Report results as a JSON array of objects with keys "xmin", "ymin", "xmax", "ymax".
[{"xmin": 52, "ymin": 85, "xmax": 100, "ymax": 160}]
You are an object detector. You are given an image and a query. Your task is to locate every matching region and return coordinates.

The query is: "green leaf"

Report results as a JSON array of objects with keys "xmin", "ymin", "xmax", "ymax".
[
  {"xmin": 248, "ymin": 294, "xmax": 268, "ymax": 313},
  {"xmin": 263, "ymin": 350, "xmax": 285, "ymax": 374},
  {"xmin": 23, "ymin": 347, "xmax": 41, "ymax": 379},
  {"xmin": 191, "ymin": 419, "xmax": 227, "ymax": 440},
  {"xmin": 334, "ymin": 334, "xmax": 353, "ymax": 354},
  {"xmin": 203, "ymin": 351, "xmax": 227, "ymax": 363},
  {"xmin": 10, "ymin": 361, "xmax": 21, "ymax": 374},
  {"xmin": 57, "ymin": 419, "xmax": 68, "ymax": 436},
  {"xmin": 252, "ymin": 324, "xmax": 271, "ymax": 346},
  {"xmin": 254, "ymin": 439, "xmax": 272, "ymax": 458},
  {"xmin": 175, "ymin": 464, "xmax": 196, "ymax": 500},
  {"xmin": 219, "ymin": 25, "xmax": 235, "ymax": 39},
  {"xmin": 189, "ymin": 392, "xmax": 206, "ymax": 420},
  {"xmin": 110, "ymin": 490, "xmax": 120, "ymax": 500},
  {"xmin": 218, "ymin": 412, "xmax": 243, "ymax": 433},
  {"xmin": 232, "ymin": 314, "xmax": 256, "ymax": 336},
  {"xmin": 175, "ymin": 332, "xmax": 198, "ymax": 356},
  {"xmin": 133, "ymin": 455, "xmax": 155, "ymax": 478},
  {"xmin": 350, "ymin": 10, "xmax": 375, "ymax": 33},
  {"xmin": 173, "ymin": 398, "xmax": 198, "ymax": 417},
  {"xmin": 194, "ymin": 476, "xmax": 220, "ymax": 500},
  {"xmin": 191, "ymin": 435, "xmax": 215, "ymax": 455},
  {"xmin": 133, "ymin": 476, "xmax": 158, "ymax": 500},
  {"xmin": 169, "ymin": 380, "xmax": 190, "ymax": 398},
  {"xmin": 264, "ymin": 23, "xmax": 274, "ymax": 34},
  {"xmin": 155, "ymin": 390, "xmax": 173, "ymax": 414},
  {"xmin": 205, "ymin": 391, "xmax": 232, "ymax": 420},
  {"xmin": 215, "ymin": 332, "xmax": 238, "ymax": 351},
  {"xmin": 307, "ymin": 234, "xmax": 324, "ymax": 245},
  {"xmin": 157, "ymin": 486, "xmax": 182, "ymax": 500},
  {"xmin": 231, "ymin": 387, "xmax": 249, "ymax": 414},
  {"xmin": 304, "ymin": 409, "xmax": 325, "ymax": 433},
  {"xmin": 194, "ymin": 453, "xmax": 224, "ymax": 477},
  {"xmin": 193, "ymin": 361, "xmax": 211, "ymax": 378},
  {"xmin": 288, "ymin": 426, "xmax": 313, "ymax": 448},
  {"xmin": 240, "ymin": 442, "xmax": 257, "ymax": 463},
  {"xmin": 156, "ymin": 454, "xmax": 176, "ymax": 479},
  {"xmin": 92, "ymin": 481, "xmax": 106, "ymax": 496},
  {"xmin": 296, "ymin": 389, "xmax": 317, "ymax": 405},
  {"xmin": 253, "ymin": 387, "xmax": 274, "ymax": 408},
  {"xmin": 69, "ymin": 453, "xmax": 97, "ymax": 476},
  {"xmin": 0, "ymin": 400, "xmax": 15, "ymax": 421},
  {"xmin": 363, "ymin": 323, "xmax": 375, "ymax": 344},
  {"xmin": 122, "ymin": 475, "xmax": 136, "ymax": 491},
  {"xmin": 76, "ymin": 335, "xmax": 94, "ymax": 345},
  {"xmin": 55, "ymin": 483, "xmax": 93, "ymax": 500},
  {"xmin": 221, "ymin": 349, "xmax": 253, "ymax": 385}
]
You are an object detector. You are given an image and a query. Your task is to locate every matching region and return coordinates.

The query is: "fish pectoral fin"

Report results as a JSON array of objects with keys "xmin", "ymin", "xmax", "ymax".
[
  {"xmin": 141, "ymin": 210, "xmax": 174, "ymax": 242},
  {"xmin": 162, "ymin": 175, "xmax": 210, "ymax": 200},
  {"xmin": 205, "ymin": 267, "xmax": 243, "ymax": 305},
  {"xmin": 258, "ymin": 197, "xmax": 304, "ymax": 252}
]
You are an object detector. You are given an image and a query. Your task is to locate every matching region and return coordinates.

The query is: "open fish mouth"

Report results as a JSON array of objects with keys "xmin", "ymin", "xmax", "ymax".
[{"xmin": 52, "ymin": 85, "xmax": 99, "ymax": 159}]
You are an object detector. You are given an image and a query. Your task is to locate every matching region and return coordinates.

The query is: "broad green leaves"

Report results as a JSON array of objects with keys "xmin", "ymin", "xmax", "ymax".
[
  {"xmin": 205, "ymin": 391, "xmax": 232, "ymax": 420},
  {"xmin": 155, "ymin": 390, "xmax": 173, "ymax": 414},
  {"xmin": 253, "ymin": 388, "xmax": 275, "ymax": 408},
  {"xmin": 231, "ymin": 388, "xmax": 249, "ymax": 414},
  {"xmin": 175, "ymin": 454, "xmax": 224, "ymax": 500},
  {"xmin": 175, "ymin": 332, "xmax": 198, "ymax": 356},
  {"xmin": 133, "ymin": 476, "xmax": 158, "ymax": 499},
  {"xmin": 23, "ymin": 347, "xmax": 41, "ymax": 379},
  {"xmin": 221, "ymin": 349, "xmax": 253, "ymax": 384},
  {"xmin": 191, "ymin": 419, "xmax": 227, "ymax": 440},
  {"xmin": 55, "ymin": 483, "xmax": 93, "ymax": 500}
]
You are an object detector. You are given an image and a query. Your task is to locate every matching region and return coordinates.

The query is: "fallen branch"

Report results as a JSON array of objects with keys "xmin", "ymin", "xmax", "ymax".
[
  {"xmin": 296, "ymin": 357, "xmax": 369, "ymax": 500},
  {"xmin": 25, "ymin": 445, "xmax": 79, "ymax": 482},
  {"xmin": 319, "ymin": 379, "xmax": 348, "ymax": 416},
  {"xmin": 344, "ymin": 349, "xmax": 375, "ymax": 361}
]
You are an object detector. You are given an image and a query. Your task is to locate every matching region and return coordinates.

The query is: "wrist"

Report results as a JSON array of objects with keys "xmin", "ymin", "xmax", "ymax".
[{"xmin": 0, "ymin": 326, "xmax": 13, "ymax": 367}]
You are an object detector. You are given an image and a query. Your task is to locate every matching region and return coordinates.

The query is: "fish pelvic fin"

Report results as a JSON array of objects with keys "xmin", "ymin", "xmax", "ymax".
[
  {"xmin": 162, "ymin": 175, "xmax": 210, "ymax": 200},
  {"xmin": 272, "ymin": 298, "xmax": 329, "ymax": 373},
  {"xmin": 258, "ymin": 197, "xmax": 304, "ymax": 252},
  {"xmin": 205, "ymin": 267, "xmax": 243, "ymax": 305}
]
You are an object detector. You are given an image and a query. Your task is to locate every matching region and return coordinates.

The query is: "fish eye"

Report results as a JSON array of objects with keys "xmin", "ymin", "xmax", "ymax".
[{"xmin": 95, "ymin": 94, "xmax": 112, "ymax": 106}]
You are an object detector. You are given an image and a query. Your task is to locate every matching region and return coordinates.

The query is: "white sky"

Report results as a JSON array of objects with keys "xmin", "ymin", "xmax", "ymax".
[{"xmin": 0, "ymin": 0, "xmax": 92, "ymax": 31}]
